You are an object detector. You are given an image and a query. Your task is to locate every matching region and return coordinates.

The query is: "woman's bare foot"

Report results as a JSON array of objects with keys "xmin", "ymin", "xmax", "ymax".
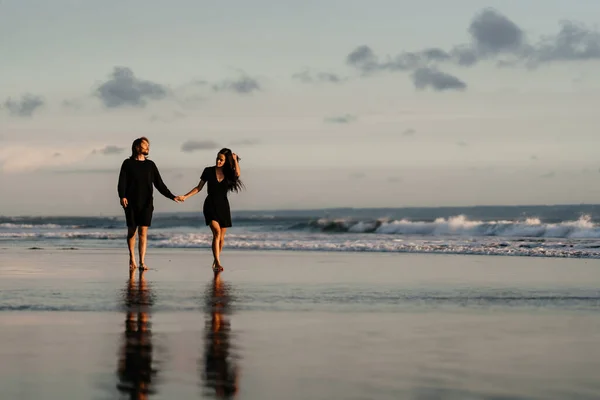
[
  {"xmin": 129, "ymin": 260, "xmax": 137, "ymax": 271},
  {"xmin": 139, "ymin": 263, "xmax": 149, "ymax": 271},
  {"xmin": 212, "ymin": 261, "xmax": 224, "ymax": 272}
]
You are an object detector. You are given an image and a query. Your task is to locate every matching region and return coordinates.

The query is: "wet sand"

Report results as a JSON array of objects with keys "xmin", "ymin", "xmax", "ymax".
[{"xmin": 1, "ymin": 248, "xmax": 600, "ymax": 399}]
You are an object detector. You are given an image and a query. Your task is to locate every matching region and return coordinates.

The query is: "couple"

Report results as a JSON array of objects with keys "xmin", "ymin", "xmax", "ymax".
[{"xmin": 117, "ymin": 137, "xmax": 243, "ymax": 274}]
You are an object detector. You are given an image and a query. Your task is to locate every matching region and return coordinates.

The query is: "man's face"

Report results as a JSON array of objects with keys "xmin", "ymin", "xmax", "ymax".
[{"xmin": 140, "ymin": 140, "xmax": 149, "ymax": 156}]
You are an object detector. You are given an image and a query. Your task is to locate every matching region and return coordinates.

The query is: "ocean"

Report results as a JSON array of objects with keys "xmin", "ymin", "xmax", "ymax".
[
  {"xmin": 3, "ymin": 206, "xmax": 600, "ymax": 399},
  {"xmin": 3, "ymin": 204, "xmax": 600, "ymax": 258}
]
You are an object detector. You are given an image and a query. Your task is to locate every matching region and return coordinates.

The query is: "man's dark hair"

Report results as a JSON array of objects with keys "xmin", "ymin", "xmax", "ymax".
[{"xmin": 130, "ymin": 137, "xmax": 150, "ymax": 159}]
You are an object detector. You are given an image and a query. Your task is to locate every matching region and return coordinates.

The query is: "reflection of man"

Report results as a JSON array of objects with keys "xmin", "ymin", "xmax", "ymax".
[
  {"xmin": 202, "ymin": 274, "xmax": 239, "ymax": 398},
  {"xmin": 118, "ymin": 136, "xmax": 181, "ymax": 271},
  {"xmin": 117, "ymin": 270, "xmax": 156, "ymax": 400}
]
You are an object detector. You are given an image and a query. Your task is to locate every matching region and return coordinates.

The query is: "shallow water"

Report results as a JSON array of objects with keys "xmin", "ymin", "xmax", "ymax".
[{"xmin": 1, "ymin": 249, "xmax": 600, "ymax": 399}]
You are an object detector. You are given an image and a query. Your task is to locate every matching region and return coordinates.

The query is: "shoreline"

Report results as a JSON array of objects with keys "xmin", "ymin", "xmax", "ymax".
[
  {"xmin": 2, "ymin": 247, "xmax": 599, "ymax": 288},
  {"xmin": 3, "ymin": 244, "xmax": 600, "ymax": 260}
]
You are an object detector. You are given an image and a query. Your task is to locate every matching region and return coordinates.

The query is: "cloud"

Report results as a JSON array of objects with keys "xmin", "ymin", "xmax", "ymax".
[
  {"xmin": 62, "ymin": 99, "xmax": 84, "ymax": 110},
  {"xmin": 51, "ymin": 168, "xmax": 116, "ymax": 175},
  {"xmin": 324, "ymin": 114, "xmax": 357, "ymax": 124},
  {"xmin": 529, "ymin": 20, "xmax": 600, "ymax": 65},
  {"xmin": 229, "ymin": 139, "xmax": 261, "ymax": 146},
  {"xmin": 402, "ymin": 128, "xmax": 416, "ymax": 136},
  {"xmin": 469, "ymin": 8, "xmax": 524, "ymax": 55},
  {"xmin": 346, "ymin": 9, "xmax": 528, "ymax": 74},
  {"xmin": 412, "ymin": 68, "xmax": 467, "ymax": 91},
  {"xmin": 292, "ymin": 69, "xmax": 347, "ymax": 84},
  {"xmin": 345, "ymin": 8, "xmax": 600, "ymax": 90},
  {"xmin": 0, "ymin": 145, "xmax": 95, "ymax": 173},
  {"xmin": 181, "ymin": 140, "xmax": 219, "ymax": 153},
  {"xmin": 190, "ymin": 79, "xmax": 209, "ymax": 87},
  {"xmin": 212, "ymin": 76, "xmax": 261, "ymax": 94},
  {"xmin": 541, "ymin": 171, "xmax": 556, "ymax": 179},
  {"xmin": 95, "ymin": 66, "xmax": 169, "ymax": 108},
  {"xmin": 346, "ymin": 45, "xmax": 379, "ymax": 73},
  {"xmin": 3, "ymin": 94, "xmax": 44, "ymax": 117},
  {"xmin": 456, "ymin": 141, "xmax": 468, "ymax": 147},
  {"xmin": 149, "ymin": 110, "xmax": 186, "ymax": 123},
  {"xmin": 347, "ymin": 45, "xmax": 453, "ymax": 74},
  {"xmin": 92, "ymin": 145, "xmax": 125, "ymax": 156}
]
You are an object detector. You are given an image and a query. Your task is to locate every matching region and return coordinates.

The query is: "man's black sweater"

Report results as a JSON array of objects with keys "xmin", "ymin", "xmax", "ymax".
[{"xmin": 117, "ymin": 158, "xmax": 175, "ymax": 209}]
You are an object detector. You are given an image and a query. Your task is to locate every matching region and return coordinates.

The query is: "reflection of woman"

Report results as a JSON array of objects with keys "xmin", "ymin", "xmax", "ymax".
[
  {"xmin": 117, "ymin": 271, "xmax": 157, "ymax": 400},
  {"xmin": 201, "ymin": 274, "xmax": 239, "ymax": 398},
  {"xmin": 178, "ymin": 148, "xmax": 243, "ymax": 273}
]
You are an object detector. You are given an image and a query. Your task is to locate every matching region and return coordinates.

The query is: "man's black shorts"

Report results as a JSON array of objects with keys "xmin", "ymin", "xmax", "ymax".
[{"xmin": 124, "ymin": 206, "xmax": 153, "ymax": 227}]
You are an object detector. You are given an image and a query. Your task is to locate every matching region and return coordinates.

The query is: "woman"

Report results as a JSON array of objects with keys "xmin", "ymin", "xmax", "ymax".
[{"xmin": 178, "ymin": 148, "xmax": 242, "ymax": 272}]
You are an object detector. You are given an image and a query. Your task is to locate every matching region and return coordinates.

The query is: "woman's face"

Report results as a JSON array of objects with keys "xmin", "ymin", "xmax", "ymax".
[{"xmin": 216, "ymin": 153, "xmax": 226, "ymax": 168}]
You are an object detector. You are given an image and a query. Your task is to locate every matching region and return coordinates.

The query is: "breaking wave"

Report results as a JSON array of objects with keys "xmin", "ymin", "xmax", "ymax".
[
  {"xmin": 3, "ymin": 208, "xmax": 600, "ymax": 258},
  {"xmin": 296, "ymin": 215, "xmax": 600, "ymax": 238}
]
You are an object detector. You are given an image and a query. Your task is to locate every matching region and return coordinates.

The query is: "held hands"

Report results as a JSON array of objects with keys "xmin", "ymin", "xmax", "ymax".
[{"xmin": 122, "ymin": 196, "xmax": 184, "ymax": 207}]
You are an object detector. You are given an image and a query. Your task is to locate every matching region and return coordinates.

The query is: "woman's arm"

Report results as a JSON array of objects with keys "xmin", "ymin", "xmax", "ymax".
[
  {"xmin": 177, "ymin": 167, "xmax": 210, "ymax": 202},
  {"xmin": 232, "ymin": 153, "xmax": 241, "ymax": 177},
  {"xmin": 179, "ymin": 180, "xmax": 206, "ymax": 201}
]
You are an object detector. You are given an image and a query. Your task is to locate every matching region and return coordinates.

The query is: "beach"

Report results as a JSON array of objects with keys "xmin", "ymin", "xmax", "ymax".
[
  {"xmin": 1, "ymin": 248, "xmax": 600, "ymax": 399},
  {"xmin": 5, "ymin": 0, "xmax": 600, "ymax": 398}
]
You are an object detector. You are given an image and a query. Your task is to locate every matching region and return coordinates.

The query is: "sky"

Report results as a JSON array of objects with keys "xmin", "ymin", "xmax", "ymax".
[{"xmin": 2, "ymin": 0, "xmax": 600, "ymax": 216}]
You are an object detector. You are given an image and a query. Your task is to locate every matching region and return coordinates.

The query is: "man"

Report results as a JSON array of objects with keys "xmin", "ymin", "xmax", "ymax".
[{"xmin": 117, "ymin": 137, "xmax": 181, "ymax": 271}]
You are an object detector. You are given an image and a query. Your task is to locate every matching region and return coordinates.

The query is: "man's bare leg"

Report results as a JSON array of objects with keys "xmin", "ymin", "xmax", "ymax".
[
  {"xmin": 138, "ymin": 226, "xmax": 149, "ymax": 270},
  {"xmin": 127, "ymin": 227, "xmax": 138, "ymax": 270}
]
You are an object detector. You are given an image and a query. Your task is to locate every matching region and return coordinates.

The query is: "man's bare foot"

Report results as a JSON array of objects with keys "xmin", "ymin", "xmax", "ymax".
[{"xmin": 139, "ymin": 263, "xmax": 149, "ymax": 270}]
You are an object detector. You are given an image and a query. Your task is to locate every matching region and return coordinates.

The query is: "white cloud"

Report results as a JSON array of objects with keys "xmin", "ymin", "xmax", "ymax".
[{"xmin": 0, "ymin": 144, "xmax": 97, "ymax": 173}]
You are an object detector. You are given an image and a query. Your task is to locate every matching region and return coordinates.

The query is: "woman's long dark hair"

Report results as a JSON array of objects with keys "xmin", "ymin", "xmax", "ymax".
[{"xmin": 218, "ymin": 148, "xmax": 244, "ymax": 193}]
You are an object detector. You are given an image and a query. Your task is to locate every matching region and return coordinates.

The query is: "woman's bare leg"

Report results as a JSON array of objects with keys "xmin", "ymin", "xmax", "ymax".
[
  {"xmin": 209, "ymin": 221, "xmax": 223, "ymax": 270},
  {"xmin": 219, "ymin": 227, "xmax": 227, "ymax": 253}
]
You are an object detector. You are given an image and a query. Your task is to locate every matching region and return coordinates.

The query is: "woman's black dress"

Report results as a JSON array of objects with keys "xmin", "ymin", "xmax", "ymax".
[{"xmin": 201, "ymin": 166, "xmax": 232, "ymax": 228}]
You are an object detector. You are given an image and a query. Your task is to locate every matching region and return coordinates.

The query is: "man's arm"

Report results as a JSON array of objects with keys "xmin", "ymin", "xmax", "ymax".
[
  {"xmin": 117, "ymin": 160, "xmax": 128, "ymax": 208},
  {"xmin": 151, "ymin": 161, "xmax": 177, "ymax": 200}
]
